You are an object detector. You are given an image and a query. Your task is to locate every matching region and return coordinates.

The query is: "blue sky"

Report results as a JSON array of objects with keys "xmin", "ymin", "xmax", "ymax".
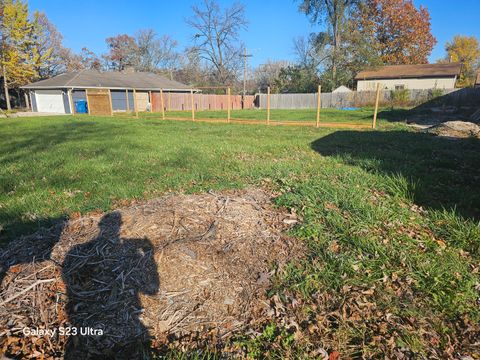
[{"xmin": 29, "ymin": 0, "xmax": 480, "ymax": 67}]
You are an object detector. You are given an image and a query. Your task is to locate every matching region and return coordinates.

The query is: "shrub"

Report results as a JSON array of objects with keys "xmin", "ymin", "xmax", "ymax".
[{"xmin": 391, "ymin": 88, "xmax": 411, "ymax": 106}]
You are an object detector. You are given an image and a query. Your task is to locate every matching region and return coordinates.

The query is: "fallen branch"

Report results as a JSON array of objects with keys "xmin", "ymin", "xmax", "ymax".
[{"xmin": 0, "ymin": 278, "xmax": 56, "ymax": 306}]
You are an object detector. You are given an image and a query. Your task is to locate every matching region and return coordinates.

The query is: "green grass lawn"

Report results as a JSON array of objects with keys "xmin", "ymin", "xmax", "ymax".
[
  {"xmin": 1, "ymin": 111, "xmax": 479, "ymax": 357},
  {"xmin": 140, "ymin": 107, "xmax": 378, "ymax": 125}
]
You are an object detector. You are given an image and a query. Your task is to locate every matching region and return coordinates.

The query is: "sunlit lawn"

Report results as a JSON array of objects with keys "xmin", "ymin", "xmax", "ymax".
[{"xmin": 0, "ymin": 111, "xmax": 479, "ymax": 357}]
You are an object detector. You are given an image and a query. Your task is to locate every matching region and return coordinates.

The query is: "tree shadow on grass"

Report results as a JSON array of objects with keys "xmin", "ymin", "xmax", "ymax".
[
  {"xmin": 0, "ymin": 121, "xmax": 112, "ymax": 166},
  {"xmin": 0, "ymin": 120, "xmax": 148, "ymax": 243},
  {"xmin": 311, "ymin": 130, "xmax": 480, "ymax": 220}
]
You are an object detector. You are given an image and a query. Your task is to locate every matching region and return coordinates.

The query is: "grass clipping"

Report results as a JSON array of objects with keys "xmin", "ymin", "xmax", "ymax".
[{"xmin": 0, "ymin": 189, "xmax": 302, "ymax": 358}]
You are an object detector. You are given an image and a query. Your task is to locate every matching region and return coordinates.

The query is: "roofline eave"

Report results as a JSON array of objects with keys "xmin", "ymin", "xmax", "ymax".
[
  {"xmin": 355, "ymin": 74, "xmax": 459, "ymax": 81},
  {"xmin": 20, "ymin": 85, "xmax": 197, "ymax": 92}
]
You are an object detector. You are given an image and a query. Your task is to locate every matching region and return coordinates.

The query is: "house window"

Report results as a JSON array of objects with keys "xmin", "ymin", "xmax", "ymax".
[{"xmin": 395, "ymin": 85, "xmax": 405, "ymax": 90}]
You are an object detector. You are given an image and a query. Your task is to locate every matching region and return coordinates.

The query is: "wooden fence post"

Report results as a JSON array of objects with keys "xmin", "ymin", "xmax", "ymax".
[
  {"xmin": 85, "ymin": 89, "xmax": 91, "ymax": 115},
  {"xmin": 108, "ymin": 89, "xmax": 113, "ymax": 116},
  {"xmin": 148, "ymin": 90, "xmax": 152, "ymax": 112},
  {"xmin": 68, "ymin": 89, "xmax": 75, "ymax": 115},
  {"xmin": 316, "ymin": 85, "xmax": 321, "ymax": 128},
  {"xmin": 227, "ymin": 87, "xmax": 231, "ymax": 123},
  {"xmin": 372, "ymin": 83, "xmax": 381, "ymax": 129},
  {"xmin": 160, "ymin": 89, "xmax": 165, "ymax": 120},
  {"xmin": 168, "ymin": 92, "xmax": 171, "ymax": 111},
  {"xmin": 125, "ymin": 89, "xmax": 130, "ymax": 111},
  {"xmin": 133, "ymin": 88, "xmax": 138, "ymax": 118},
  {"xmin": 267, "ymin": 86, "xmax": 270, "ymax": 125},
  {"xmin": 190, "ymin": 89, "xmax": 195, "ymax": 121}
]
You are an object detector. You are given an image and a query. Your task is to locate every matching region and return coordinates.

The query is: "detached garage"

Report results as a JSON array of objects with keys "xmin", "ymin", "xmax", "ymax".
[
  {"xmin": 22, "ymin": 70, "xmax": 193, "ymax": 115},
  {"xmin": 32, "ymin": 89, "xmax": 71, "ymax": 114}
]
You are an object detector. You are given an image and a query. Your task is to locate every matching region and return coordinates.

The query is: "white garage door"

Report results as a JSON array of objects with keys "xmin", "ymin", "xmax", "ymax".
[{"xmin": 35, "ymin": 90, "xmax": 66, "ymax": 113}]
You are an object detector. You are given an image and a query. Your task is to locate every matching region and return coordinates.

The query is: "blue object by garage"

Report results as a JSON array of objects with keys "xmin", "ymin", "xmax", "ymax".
[{"xmin": 75, "ymin": 100, "xmax": 88, "ymax": 114}]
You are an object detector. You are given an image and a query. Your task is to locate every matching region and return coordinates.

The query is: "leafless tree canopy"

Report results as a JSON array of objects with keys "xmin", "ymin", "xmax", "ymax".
[
  {"xmin": 33, "ymin": 13, "xmax": 65, "ymax": 77},
  {"xmin": 253, "ymin": 60, "xmax": 290, "ymax": 92},
  {"xmin": 135, "ymin": 29, "xmax": 180, "ymax": 73},
  {"xmin": 186, "ymin": 0, "xmax": 248, "ymax": 84},
  {"xmin": 293, "ymin": 34, "xmax": 329, "ymax": 70}
]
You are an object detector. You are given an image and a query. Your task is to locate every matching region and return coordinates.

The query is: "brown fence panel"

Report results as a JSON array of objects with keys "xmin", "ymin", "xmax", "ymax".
[
  {"xmin": 150, "ymin": 92, "xmax": 256, "ymax": 112},
  {"xmin": 243, "ymin": 95, "xmax": 255, "ymax": 109},
  {"xmin": 151, "ymin": 91, "xmax": 163, "ymax": 112},
  {"xmin": 86, "ymin": 89, "xmax": 111, "ymax": 116}
]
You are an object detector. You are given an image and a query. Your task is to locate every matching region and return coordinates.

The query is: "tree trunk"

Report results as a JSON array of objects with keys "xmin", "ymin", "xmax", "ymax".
[
  {"xmin": 3, "ymin": 65, "xmax": 11, "ymax": 111},
  {"xmin": 24, "ymin": 91, "xmax": 30, "ymax": 110}
]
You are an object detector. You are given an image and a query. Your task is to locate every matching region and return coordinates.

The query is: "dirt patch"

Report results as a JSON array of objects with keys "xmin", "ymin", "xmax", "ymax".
[
  {"xmin": 425, "ymin": 120, "xmax": 480, "ymax": 139},
  {"xmin": 0, "ymin": 189, "xmax": 302, "ymax": 358}
]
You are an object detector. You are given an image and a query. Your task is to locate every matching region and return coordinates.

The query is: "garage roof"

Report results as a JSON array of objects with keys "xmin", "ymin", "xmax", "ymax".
[
  {"xmin": 355, "ymin": 63, "xmax": 462, "ymax": 80},
  {"xmin": 21, "ymin": 70, "xmax": 193, "ymax": 91}
]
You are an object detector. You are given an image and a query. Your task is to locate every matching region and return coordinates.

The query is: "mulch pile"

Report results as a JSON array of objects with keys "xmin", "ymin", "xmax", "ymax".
[
  {"xmin": 0, "ymin": 189, "xmax": 302, "ymax": 359},
  {"xmin": 425, "ymin": 120, "xmax": 480, "ymax": 139}
]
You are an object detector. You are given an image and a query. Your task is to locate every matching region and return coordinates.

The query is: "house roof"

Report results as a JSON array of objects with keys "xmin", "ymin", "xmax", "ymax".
[
  {"xmin": 355, "ymin": 63, "xmax": 462, "ymax": 80},
  {"xmin": 332, "ymin": 85, "xmax": 352, "ymax": 93},
  {"xmin": 21, "ymin": 70, "xmax": 192, "ymax": 91}
]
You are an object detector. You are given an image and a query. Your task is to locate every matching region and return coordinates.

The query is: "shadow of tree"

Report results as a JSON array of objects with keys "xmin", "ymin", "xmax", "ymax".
[
  {"xmin": 311, "ymin": 130, "xmax": 480, "ymax": 220},
  {"xmin": 0, "ymin": 119, "xmax": 147, "ymax": 243},
  {"xmin": 376, "ymin": 88, "xmax": 480, "ymax": 125},
  {"xmin": 1, "ymin": 121, "xmax": 112, "ymax": 166}
]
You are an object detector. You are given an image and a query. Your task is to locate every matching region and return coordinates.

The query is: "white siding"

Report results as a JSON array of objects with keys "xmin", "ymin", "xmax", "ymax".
[
  {"xmin": 34, "ymin": 90, "xmax": 67, "ymax": 113},
  {"xmin": 357, "ymin": 77, "xmax": 456, "ymax": 91}
]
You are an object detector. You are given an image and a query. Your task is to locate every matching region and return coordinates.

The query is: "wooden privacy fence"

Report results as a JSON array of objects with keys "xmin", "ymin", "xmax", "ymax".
[
  {"xmin": 256, "ymin": 88, "xmax": 470, "ymax": 109},
  {"xmin": 151, "ymin": 92, "xmax": 255, "ymax": 112}
]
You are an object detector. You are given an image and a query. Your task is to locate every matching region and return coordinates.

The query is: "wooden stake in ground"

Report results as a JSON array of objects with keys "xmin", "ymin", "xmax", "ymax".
[
  {"xmin": 85, "ymin": 89, "xmax": 91, "ymax": 115},
  {"xmin": 227, "ymin": 87, "xmax": 231, "ymax": 123},
  {"xmin": 68, "ymin": 89, "xmax": 75, "ymax": 115},
  {"xmin": 125, "ymin": 89, "xmax": 130, "ymax": 111},
  {"xmin": 267, "ymin": 86, "xmax": 271, "ymax": 125},
  {"xmin": 316, "ymin": 85, "xmax": 321, "ymax": 128},
  {"xmin": 108, "ymin": 89, "xmax": 113, "ymax": 116},
  {"xmin": 190, "ymin": 89, "xmax": 195, "ymax": 121},
  {"xmin": 133, "ymin": 89, "xmax": 138, "ymax": 118},
  {"xmin": 372, "ymin": 83, "xmax": 381, "ymax": 129},
  {"xmin": 160, "ymin": 89, "xmax": 165, "ymax": 120}
]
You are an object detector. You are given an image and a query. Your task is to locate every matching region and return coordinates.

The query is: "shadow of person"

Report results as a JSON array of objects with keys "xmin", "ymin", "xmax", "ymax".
[
  {"xmin": 0, "ymin": 219, "xmax": 65, "ymax": 287},
  {"xmin": 62, "ymin": 212, "xmax": 159, "ymax": 359}
]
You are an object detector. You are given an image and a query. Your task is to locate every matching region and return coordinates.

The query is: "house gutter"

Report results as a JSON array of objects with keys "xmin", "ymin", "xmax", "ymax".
[{"xmin": 20, "ymin": 86, "xmax": 198, "ymax": 92}]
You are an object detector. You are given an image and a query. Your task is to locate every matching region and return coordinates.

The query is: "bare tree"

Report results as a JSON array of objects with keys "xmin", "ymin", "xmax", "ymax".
[
  {"xmin": 293, "ymin": 34, "xmax": 328, "ymax": 70},
  {"xmin": 173, "ymin": 50, "xmax": 212, "ymax": 86},
  {"xmin": 135, "ymin": 29, "xmax": 180, "ymax": 74},
  {"xmin": 253, "ymin": 60, "xmax": 290, "ymax": 92},
  {"xmin": 32, "ymin": 12, "xmax": 66, "ymax": 78},
  {"xmin": 103, "ymin": 34, "xmax": 137, "ymax": 71},
  {"xmin": 298, "ymin": 0, "xmax": 359, "ymax": 87},
  {"xmin": 58, "ymin": 48, "xmax": 83, "ymax": 72},
  {"xmin": 186, "ymin": 0, "xmax": 247, "ymax": 84},
  {"xmin": 79, "ymin": 47, "xmax": 102, "ymax": 70}
]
